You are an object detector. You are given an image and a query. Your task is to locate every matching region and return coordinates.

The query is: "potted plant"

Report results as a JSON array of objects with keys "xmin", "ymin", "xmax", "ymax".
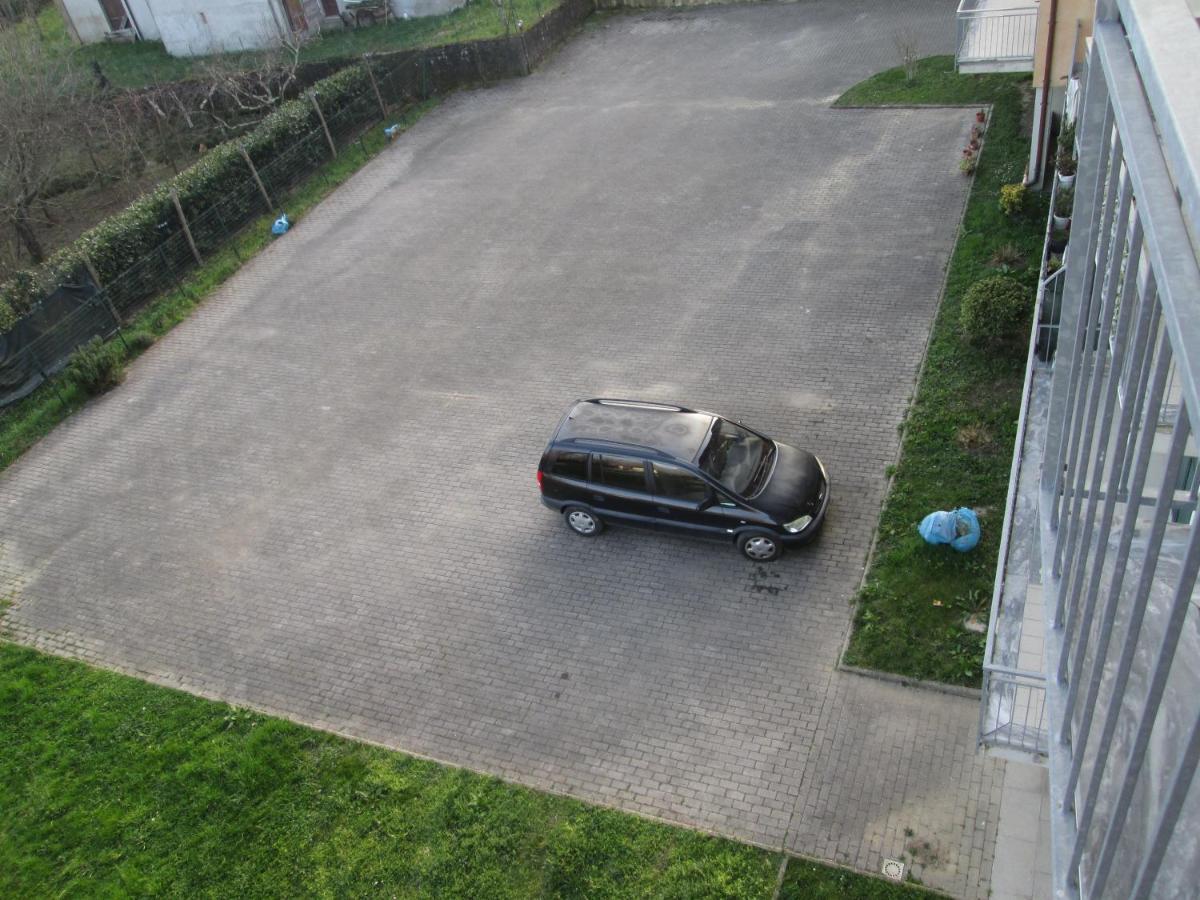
[
  {"xmin": 960, "ymin": 152, "xmax": 977, "ymax": 175},
  {"xmin": 976, "ymin": 109, "xmax": 987, "ymax": 124},
  {"xmin": 1053, "ymin": 185, "xmax": 1074, "ymax": 230},
  {"xmin": 1056, "ymin": 120, "xmax": 1077, "ymax": 186},
  {"xmin": 1049, "ymin": 229, "xmax": 1069, "ymax": 254}
]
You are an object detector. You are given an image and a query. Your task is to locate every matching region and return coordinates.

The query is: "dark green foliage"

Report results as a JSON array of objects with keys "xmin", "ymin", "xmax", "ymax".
[
  {"xmin": 124, "ymin": 329, "xmax": 156, "ymax": 352},
  {"xmin": 64, "ymin": 337, "xmax": 124, "ymax": 395},
  {"xmin": 1056, "ymin": 120, "xmax": 1077, "ymax": 176},
  {"xmin": 0, "ymin": 643, "xmax": 781, "ymax": 897},
  {"xmin": 0, "ymin": 59, "xmax": 406, "ymax": 327},
  {"xmin": 960, "ymin": 275, "xmax": 1031, "ymax": 346},
  {"xmin": 839, "ymin": 57, "xmax": 1048, "ymax": 686},
  {"xmin": 1054, "ymin": 184, "xmax": 1074, "ymax": 217},
  {"xmin": 0, "ymin": 103, "xmax": 432, "ymax": 472}
]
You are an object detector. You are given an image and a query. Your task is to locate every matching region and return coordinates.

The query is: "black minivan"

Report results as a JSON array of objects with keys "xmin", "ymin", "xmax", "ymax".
[{"xmin": 538, "ymin": 399, "xmax": 829, "ymax": 561}]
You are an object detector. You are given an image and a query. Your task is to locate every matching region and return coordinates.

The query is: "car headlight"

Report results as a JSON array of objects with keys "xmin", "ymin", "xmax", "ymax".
[{"xmin": 783, "ymin": 514, "xmax": 813, "ymax": 534}]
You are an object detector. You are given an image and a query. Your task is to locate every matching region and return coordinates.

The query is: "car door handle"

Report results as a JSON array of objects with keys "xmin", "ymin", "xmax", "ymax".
[
  {"xmin": 655, "ymin": 505, "xmax": 671, "ymax": 514},
  {"xmin": 592, "ymin": 494, "xmax": 606, "ymax": 503}
]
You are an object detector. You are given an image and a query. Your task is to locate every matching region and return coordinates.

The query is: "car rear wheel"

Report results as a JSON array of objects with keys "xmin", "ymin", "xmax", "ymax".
[
  {"xmin": 738, "ymin": 531, "xmax": 781, "ymax": 562},
  {"xmin": 564, "ymin": 506, "xmax": 604, "ymax": 536}
]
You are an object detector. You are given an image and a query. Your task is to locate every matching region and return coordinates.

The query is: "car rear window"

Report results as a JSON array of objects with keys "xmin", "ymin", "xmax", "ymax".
[
  {"xmin": 598, "ymin": 455, "xmax": 647, "ymax": 492},
  {"xmin": 550, "ymin": 451, "xmax": 589, "ymax": 481}
]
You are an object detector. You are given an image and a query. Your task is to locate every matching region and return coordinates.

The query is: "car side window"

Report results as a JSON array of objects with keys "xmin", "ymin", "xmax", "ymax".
[
  {"xmin": 550, "ymin": 451, "xmax": 588, "ymax": 481},
  {"xmin": 598, "ymin": 455, "xmax": 648, "ymax": 492},
  {"xmin": 652, "ymin": 463, "xmax": 711, "ymax": 503}
]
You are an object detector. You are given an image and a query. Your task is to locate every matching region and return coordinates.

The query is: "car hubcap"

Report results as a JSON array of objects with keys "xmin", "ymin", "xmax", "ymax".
[
  {"xmin": 745, "ymin": 537, "xmax": 776, "ymax": 559},
  {"xmin": 568, "ymin": 511, "xmax": 596, "ymax": 534}
]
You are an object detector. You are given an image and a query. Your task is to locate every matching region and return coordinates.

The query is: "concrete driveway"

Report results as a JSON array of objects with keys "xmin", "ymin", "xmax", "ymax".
[{"xmin": 1, "ymin": 1, "xmax": 1003, "ymax": 896}]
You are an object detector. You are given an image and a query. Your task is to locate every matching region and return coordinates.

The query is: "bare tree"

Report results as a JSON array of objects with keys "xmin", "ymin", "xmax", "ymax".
[
  {"xmin": 192, "ymin": 27, "xmax": 307, "ymax": 134},
  {"xmin": 0, "ymin": 32, "xmax": 93, "ymax": 263},
  {"xmin": 894, "ymin": 30, "xmax": 920, "ymax": 83}
]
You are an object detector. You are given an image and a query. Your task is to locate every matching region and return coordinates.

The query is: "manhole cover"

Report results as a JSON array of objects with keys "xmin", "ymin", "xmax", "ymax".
[{"xmin": 882, "ymin": 858, "xmax": 906, "ymax": 881}]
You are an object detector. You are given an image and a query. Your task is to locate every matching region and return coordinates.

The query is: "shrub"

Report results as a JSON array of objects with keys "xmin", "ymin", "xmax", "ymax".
[
  {"xmin": 959, "ymin": 275, "xmax": 1031, "ymax": 347},
  {"xmin": 998, "ymin": 183, "xmax": 1027, "ymax": 217},
  {"xmin": 0, "ymin": 61, "xmax": 376, "ymax": 330},
  {"xmin": 1054, "ymin": 185, "xmax": 1074, "ymax": 218},
  {"xmin": 1056, "ymin": 120, "xmax": 1077, "ymax": 176},
  {"xmin": 125, "ymin": 330, "xmax": 156, "ymax": 352},
  {"xmin": 65, "ymin": 338, "xmax": 124, "ymax": 396},
  {"xmin": 1057, "ymin": 119, "xmax": 1075, "ymax": 154}
]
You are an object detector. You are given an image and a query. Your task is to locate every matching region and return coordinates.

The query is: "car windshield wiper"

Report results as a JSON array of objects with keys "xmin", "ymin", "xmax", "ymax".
[{"xmin": 746, "ymin": 443, "xmax": 775, "ymax": 495}]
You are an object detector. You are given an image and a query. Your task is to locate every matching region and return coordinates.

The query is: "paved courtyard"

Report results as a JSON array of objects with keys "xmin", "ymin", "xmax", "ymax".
[{"xmin": 0, "ymin": 2, "xmax": 1004, "ymax": 896}]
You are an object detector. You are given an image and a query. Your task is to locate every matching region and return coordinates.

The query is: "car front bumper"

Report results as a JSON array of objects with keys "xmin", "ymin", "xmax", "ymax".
[{"xmin": 778, "ymin": 477, "xmax": 830, "ymax": 546}]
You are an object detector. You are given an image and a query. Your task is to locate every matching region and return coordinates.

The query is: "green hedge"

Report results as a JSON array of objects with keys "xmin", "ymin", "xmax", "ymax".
[{"xmin": 0, "ymin": 63, "xmax": 375, "ymax": 331}]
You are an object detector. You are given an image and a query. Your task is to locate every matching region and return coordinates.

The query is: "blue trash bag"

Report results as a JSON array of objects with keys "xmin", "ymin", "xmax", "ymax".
[
  {"xmin": 951, "ymin": 507, "xmax": 981, "ymax": 552},
  {"xmin": 919, "ymin": 507, "xmax": 980, "ymax": 552},
  {"xmin": 271, "ymin": 213, "xmax": 290, "ymax": 236},
  {"xmin": 384, "ymin": 124, "xmax": 400, "ymax": 140}
]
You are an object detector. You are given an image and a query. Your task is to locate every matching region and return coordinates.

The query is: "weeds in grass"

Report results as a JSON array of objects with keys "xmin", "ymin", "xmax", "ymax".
[
  {"xmin": 954, "ymin": 423, "xmax": 995, "ymax": 455},
  {"xmin": 988, "ymin": 241, "xmax": 1025, "ymax": 270}
]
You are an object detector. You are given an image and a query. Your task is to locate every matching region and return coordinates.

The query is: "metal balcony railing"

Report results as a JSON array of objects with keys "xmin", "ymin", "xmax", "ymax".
[
  {"xmin": 981, "ymin": 668, "xmax": 1049, "ymax": 756},
  {"xmin": 1034, "ymin": 14, "xmax": 1200, "ymax": 898},
  {"xmin": 955, "ymin": 0, "xmax": 1038, "ymax": 73}
]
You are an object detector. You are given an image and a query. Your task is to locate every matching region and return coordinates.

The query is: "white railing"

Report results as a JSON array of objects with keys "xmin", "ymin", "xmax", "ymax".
[{"xmin": 956, "ymin": 0, "xmax": 1038, "ymax": 71}]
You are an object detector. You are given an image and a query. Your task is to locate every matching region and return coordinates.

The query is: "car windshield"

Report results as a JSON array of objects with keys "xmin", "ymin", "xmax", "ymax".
[{"xmin": 697, "ymin": 419, "xmax": 771, "ymax": 496}]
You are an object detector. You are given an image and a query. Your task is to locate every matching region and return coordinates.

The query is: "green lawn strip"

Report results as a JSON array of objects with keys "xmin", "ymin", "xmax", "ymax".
[
  {"xmin": 0, "ymin": 100, "xmax": 434, "ymax": 474},
  {"xmin": 0, "ymin": 641, "xmax": 777, "ymax": 897},
  {"xmin": 780, "ymin": 857, "xmax": 946, "ymax": 899},
  {"xmin": 837, "ymin": 57, "xmax": 1048, "ymax": 687},
  {"xmin": 26, "ymin": 0, "xmax": 562, "ymax": 90}
]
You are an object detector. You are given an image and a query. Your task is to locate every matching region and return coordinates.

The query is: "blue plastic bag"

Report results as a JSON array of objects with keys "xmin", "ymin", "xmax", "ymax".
[
  {"xmin": 919, "ymin": 507, "xmax": 980, "ymax": 552},
  {"xmin": 271, "ymin": 213, "xmax": 290, "ymax": 236}
]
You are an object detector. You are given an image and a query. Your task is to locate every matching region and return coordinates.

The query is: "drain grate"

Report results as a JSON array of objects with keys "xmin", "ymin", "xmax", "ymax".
[{"xmin": 882, "ymin": 858, "xmax": 907, "ymax": 882}]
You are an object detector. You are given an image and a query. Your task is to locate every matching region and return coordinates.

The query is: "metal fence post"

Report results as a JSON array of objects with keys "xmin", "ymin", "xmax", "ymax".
[
  {"xmin": 309, "ymin": 92, "xmax": 338, "ymax": 160},
  {"xmin": 82, "ymin": 252, "xmax": 125, "ymax": 328},
  {"xmin": 169, "ymin": 190, "xmax": 204, "ymax": 267},
  {"xmin": 238, "ymin": 145, "xmax": 275, "ymax": 213},
  {"xmin": 364, "ymin": 58, "xmax": 388, "ymax": 118}
]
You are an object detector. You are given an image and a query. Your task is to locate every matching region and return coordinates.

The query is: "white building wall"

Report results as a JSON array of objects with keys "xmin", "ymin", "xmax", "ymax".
[
  {"xmin": 391, "ymin": 0, "xmax": 465, "ymax": 18},
  {"xmin": 148, "ymin": 0, "xmax": 285, "ymax": 56},
  {"xmin": 125, "ymin": 0, "xmax": 161, "ymax": 39},
  {"xmin": 59, "ymin": 0, "xmax": 113, "ymax": 42}
]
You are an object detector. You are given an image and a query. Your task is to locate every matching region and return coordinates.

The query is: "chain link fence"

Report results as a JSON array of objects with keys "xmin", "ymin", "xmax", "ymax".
[{"xmin": 0, "ymin": 0, "xmax": 593, "ymax": 408}]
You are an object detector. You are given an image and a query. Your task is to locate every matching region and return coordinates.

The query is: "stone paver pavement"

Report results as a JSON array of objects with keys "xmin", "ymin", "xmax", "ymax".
[{"xmin": 1, "ymin": 2, "xmax": 1004, "ymax": 896}]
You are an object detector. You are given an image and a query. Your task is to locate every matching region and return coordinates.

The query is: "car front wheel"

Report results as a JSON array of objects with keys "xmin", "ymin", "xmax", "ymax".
[
  {"xmin": 564, "ymin": 506, "xmax": 604, "ymax": 536},
  {"xmin": 738, "ymin": 531, "xmax": 781, "ymax": 562}
]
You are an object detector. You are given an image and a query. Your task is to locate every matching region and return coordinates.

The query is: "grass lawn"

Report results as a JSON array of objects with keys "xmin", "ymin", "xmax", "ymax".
[
  {"xmin": 24, "ymin": 0, "xmax": 562, "ymax": 90},
  {"xmin": 0, "ymin": 641, "xmax": 936, "ymax": 897},
  {"xmin": 0, "ymin": 99, "xmax": 434, "ymax": 473},
  {"xmin": 780, "ymin": 859, "xmax": 944, "ymax": 899},
  {"xmin": 838, "ymin": 57, "xmax": 1047, "ymax": 686},
  {"xmin": 0, "ymin": 642, "xmax": 774, "ymax": 897}
]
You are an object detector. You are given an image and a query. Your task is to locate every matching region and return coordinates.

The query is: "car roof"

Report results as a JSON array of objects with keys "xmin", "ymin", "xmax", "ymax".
[{"xmin": 553, "ymin": 399, "xmax": 716, "ymax": 463}]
